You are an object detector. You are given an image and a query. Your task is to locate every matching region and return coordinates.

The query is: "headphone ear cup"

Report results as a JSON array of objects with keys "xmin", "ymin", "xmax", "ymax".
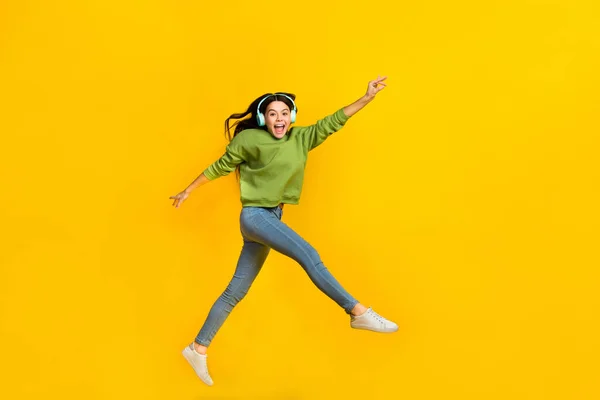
[
  {"xmin": 290, "ymin": 109, "xmax": 296, "ymax": 123},
  {"xmin": 256, "ymin": 112, "xmax": 265, "ymax": 127}
]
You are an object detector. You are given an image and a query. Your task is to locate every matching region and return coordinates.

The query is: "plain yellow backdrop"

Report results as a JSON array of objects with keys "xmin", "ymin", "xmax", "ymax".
[{"xmin": 1, "ymin": 0, "xmax": 599, "ymax": 399}]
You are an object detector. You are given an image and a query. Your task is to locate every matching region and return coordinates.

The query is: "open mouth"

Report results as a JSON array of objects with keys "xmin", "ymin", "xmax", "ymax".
[{"xmin": 274, "ymin": 124, "xmax": 286, "ymax": 135}]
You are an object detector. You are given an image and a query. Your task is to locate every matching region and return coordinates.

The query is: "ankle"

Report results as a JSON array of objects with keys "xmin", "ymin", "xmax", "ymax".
[
  {"xmin": 351, "ymin": 303, "xmax": 368, "ymax": 316},
  {"xmin": 193, "ymin": 342, "xmax": 208, "ymax": 355}
]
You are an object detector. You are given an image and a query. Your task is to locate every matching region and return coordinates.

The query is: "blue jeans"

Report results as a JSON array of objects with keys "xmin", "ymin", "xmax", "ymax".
[{"xmin": 195, "ymin": 206, "xmax": 359, "ymax": 346}]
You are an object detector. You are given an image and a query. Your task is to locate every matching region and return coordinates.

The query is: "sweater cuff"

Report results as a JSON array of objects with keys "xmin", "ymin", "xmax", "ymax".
[
  {"xmin": 202, "ymin": 167, "xmax": 218, "ymax": 181},
  {"xmin": 337, "ymin": 107, "xmax": 351, "ymax": 123}
]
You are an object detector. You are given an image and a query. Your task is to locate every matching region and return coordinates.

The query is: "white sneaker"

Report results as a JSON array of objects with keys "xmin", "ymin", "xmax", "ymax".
[
  {"xmin": 350, "ymin": 307, "xmax": 399, "ymax": 333},
  {"xmin": 182, "ymin": 344, "xmax": 214, "ymax": 386}
]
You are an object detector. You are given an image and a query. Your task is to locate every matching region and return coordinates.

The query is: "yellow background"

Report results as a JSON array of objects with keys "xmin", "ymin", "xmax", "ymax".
[{"xmin": 1, "ymin": 0, "xmax": 599, "ymax": 399}]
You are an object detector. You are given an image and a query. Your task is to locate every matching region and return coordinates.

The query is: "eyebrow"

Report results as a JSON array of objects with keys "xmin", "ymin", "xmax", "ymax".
[{"xmin": 266, "ymin": 106, "xmax": 290, "ymax": 113}]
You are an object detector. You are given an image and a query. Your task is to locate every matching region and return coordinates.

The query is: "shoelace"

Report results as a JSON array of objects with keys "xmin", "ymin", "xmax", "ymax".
[
  {"xmin": 199, "ymin": 356, "xmax": 212, "ymax": 379},
  {"xmin": 189, "ymin": 345, "xmax": 212, "ymax": 378},
  {"xmin": 369, "ymin": 310, "xmax": 387, "ymax": 325}
]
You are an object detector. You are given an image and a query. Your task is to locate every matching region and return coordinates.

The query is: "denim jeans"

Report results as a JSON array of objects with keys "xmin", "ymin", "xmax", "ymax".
[{"xmin": 195, "ymin": 206, "xmax": 359, "ymax": 346}]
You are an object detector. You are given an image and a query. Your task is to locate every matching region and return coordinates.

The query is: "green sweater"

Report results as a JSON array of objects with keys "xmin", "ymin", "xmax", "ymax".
[{"xmin": 203, "ymin": 108, "xmax": 350, "ymax": 207}]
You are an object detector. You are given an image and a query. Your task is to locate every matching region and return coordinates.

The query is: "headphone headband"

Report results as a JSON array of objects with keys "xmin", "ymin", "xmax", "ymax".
[
  {"xmin": 257, "ymin": 93, "xmax": 297, "ymax": 114},
  {"xmin": 256, "ymin": 93, "xmax": 297, "ymax": 127}
]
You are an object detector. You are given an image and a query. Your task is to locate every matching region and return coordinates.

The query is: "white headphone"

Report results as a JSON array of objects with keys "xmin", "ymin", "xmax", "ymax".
[{"xmin": 256, "ymin": 93, "xmax": 297, "ymax": 127}]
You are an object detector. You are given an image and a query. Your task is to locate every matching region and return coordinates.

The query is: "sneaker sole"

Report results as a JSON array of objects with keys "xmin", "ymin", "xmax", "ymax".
[{"xmin": 351, "ymin": 324, "xmax": 399, "ymax": 333}]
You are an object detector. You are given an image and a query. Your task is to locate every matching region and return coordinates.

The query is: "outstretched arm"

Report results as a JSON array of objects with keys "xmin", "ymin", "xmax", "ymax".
[
  {"xmin": 343, "ymin": 76, "xmax": 387, "ymax": 117},
  {"xmin": 169, "ymin": 172, "xmax": 210, "ymax": 208},
  {"xmin": 184, "ymin": 172, "xmax": 210, "ymax": 194},
  {"xmin": 170, "ymin": 136, "xmax": 247, "ymax": 208},
  {"xmin": 299, "ymin": 76, "xmax": 388, "ymax": 151}
]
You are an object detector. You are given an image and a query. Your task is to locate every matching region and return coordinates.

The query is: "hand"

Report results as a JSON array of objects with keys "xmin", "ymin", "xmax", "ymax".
[
  {"xmin": 365, "ymin": 76, "xmax": 387, "ymax": 100},
  {"xmin": 169, "ymin": 191, "xmax": 189, "ymax": 208}
]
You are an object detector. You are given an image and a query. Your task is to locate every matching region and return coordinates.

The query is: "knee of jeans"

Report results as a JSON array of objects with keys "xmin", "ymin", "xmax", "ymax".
[
  {"xmin": 301, "ymin": 248, "xmax": 324, "ymax": 270},
  {"xmin": 221, "ymin": 285, "xmax": 248, "ymax": 306},
  {"xmin": 313, "ymin": 260, "xmax": 327, "ymax": 272},
  {"xmin": 312, "ymin": 248, "xmax": 324, "ymax": 263}
]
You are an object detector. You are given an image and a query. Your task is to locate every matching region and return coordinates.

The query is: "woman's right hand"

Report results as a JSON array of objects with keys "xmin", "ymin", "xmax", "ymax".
[{"xmin": 169, "ymin": 191, "xmax": 189, "ymax": 208}]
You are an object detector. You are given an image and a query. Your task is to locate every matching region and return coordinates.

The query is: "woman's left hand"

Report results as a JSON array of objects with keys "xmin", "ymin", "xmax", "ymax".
[
  {"xmin": 365, "ymin": 76, "xmax": 387, "ymax": 100},
  {"xmin": 342, "ymin": 76, "xmax": 388, "ymax": 117}
]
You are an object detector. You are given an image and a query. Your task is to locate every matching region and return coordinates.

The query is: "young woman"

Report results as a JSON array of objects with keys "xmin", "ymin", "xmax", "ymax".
[{"xmin": 171, "ymin": 77, "xmax": 398, "ymax": 386}]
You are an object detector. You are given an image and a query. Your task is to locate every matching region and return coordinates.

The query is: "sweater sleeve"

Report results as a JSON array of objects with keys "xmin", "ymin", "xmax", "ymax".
[
  {"xmin": 297, "ymin": 108, "xmax": 350, "ymax": 151},
  {"xmin": 202, "ymin": 134, "xmax": 247, "ymax": 180}
]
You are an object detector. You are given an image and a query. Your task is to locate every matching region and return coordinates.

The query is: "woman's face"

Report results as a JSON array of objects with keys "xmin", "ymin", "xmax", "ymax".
[{"xmin": 264, "ymin": 100, "xmax": 292, "ymax": 139}]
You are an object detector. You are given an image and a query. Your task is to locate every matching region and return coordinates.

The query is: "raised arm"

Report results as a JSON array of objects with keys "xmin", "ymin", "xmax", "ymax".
[
  {"xmin": 299, "ymin": 76, "xmax": 388, "ymax": 151},
  {"xmin": 342, "ymin": 76, "xmax": 387, "ymax": 117}
]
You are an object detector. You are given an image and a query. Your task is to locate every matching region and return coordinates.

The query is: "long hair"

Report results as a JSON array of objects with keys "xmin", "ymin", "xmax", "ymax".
[{"xmin": 224, "ymin": 92, "xmax": 297, "ymax": 178}]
